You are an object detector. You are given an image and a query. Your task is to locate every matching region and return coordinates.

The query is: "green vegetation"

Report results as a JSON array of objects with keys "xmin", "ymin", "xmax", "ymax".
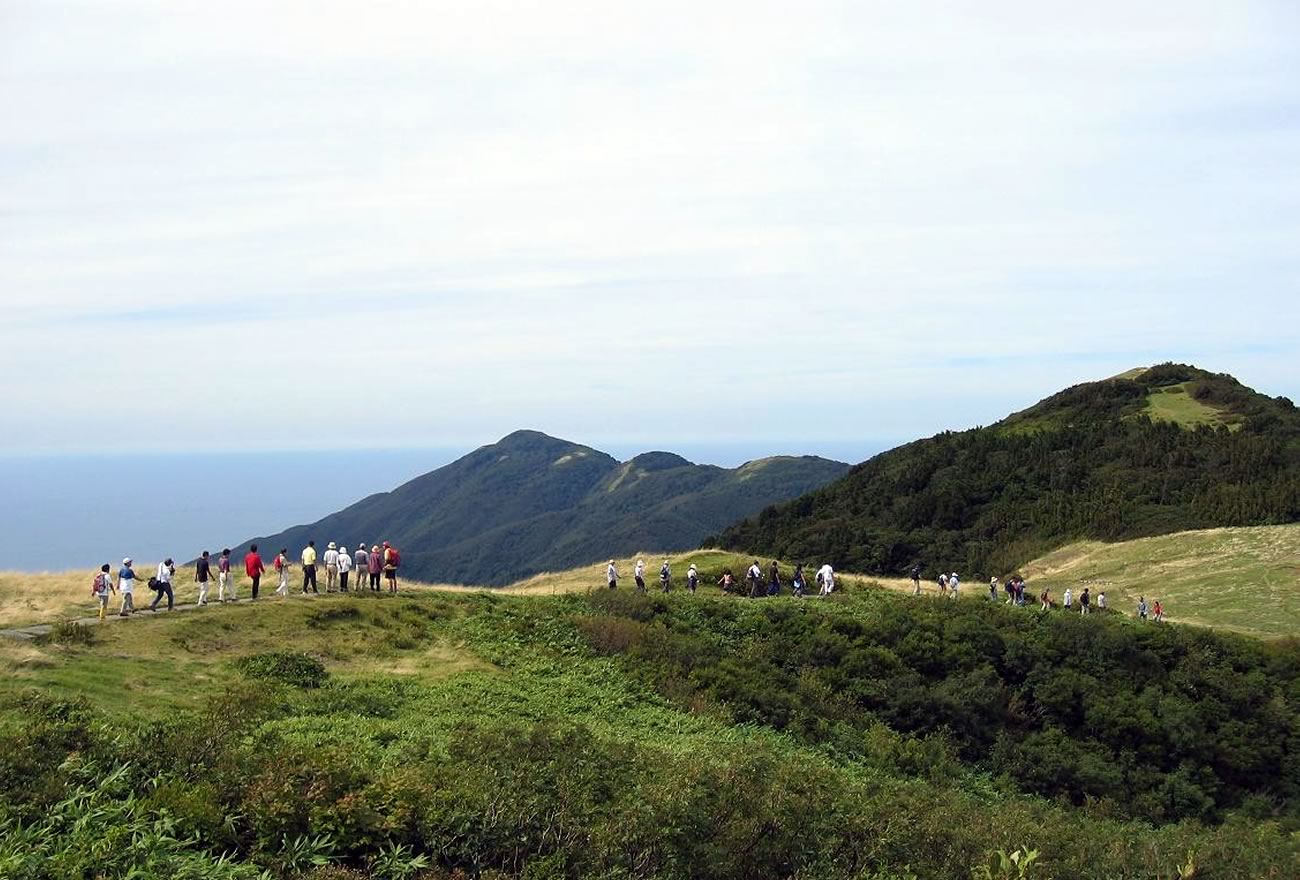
[
  {"xmin": 236, "ymin": 430, "xmax": 848, "ymax": 586},
  {"xmin": 2, "ymin": 584, "xmax": 1297, "ymax": 878},
  {"xmin": 1023, "ymin": 524, "xmax": 1300, "ymax": 639},
  {"xmin": 717, "ymin": 364, "xmax": 1300, "ymax": 579}
]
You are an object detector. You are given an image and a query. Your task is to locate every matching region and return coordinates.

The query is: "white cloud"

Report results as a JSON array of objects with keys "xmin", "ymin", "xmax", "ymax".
[{"xmin": 1, "ymin": 0, "xmax": 1297, "ymax": 453}]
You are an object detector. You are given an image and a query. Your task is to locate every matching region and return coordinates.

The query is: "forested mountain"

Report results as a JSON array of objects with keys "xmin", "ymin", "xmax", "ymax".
[
  {"xmin": 715, "ymin": 364, "xmax": 1300, "ymax": 577},
  {"xmin": 233, "ymin": 431, "xmax": 847, "ymax": 585}
]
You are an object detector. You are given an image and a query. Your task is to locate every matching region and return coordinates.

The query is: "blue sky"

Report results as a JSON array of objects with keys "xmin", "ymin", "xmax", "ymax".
[{"xmin": 2, "ymin": 0, "xmax": 1298, "ymax": 455}]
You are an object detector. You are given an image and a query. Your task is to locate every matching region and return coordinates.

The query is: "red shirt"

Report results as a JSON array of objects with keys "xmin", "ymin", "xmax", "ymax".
[{"xmin": 244, "ymin": 552, "xmax": 265, "ymax": 577}]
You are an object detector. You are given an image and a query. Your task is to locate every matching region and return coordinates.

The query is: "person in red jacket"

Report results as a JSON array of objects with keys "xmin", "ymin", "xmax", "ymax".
[{"xmin": 244, "ymin": 544, "xmax": 266, "ymax": 600}]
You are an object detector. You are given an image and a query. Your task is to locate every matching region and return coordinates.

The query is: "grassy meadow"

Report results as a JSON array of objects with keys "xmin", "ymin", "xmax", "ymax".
[{"xmin": 1022, "ymin": 523, "xmax": 1300, "ymax": 638}]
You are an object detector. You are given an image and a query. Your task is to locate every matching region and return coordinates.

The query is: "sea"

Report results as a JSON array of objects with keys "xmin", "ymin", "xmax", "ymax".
[{"xmin": 0, "ymin": 441, "xmax": 882, "ymax": 573}]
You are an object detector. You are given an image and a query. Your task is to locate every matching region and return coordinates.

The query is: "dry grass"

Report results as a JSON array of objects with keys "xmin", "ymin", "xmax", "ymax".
[{"xmin": 1022, "ymin": 524, "xmax": 1300, "ymax": 638}]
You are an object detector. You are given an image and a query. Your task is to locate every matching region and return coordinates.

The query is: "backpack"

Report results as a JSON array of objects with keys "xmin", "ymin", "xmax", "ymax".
[
  {"xmin": 92, "ymin": 573, "xmax": 105, "ymax": 596},
  {"xmin": 388, "ymin": 547, "xmax": 401, "ymax": 569},
  {"xmin": 274, "ymin": 555, "xmax": 285, "ymax": 571}
]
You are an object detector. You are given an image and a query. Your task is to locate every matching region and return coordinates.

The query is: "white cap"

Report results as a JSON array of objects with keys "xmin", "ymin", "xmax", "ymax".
[{"xmin": 122, "ymin": 557, "xmax": 131, "ymax": 565}]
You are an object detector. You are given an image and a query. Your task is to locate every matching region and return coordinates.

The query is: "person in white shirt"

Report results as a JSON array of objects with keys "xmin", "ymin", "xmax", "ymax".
[
  {"xmin": 1098, "ymin": 591, "xmax": 1107, "ymax": 611},
  {"xmin": 1063, "ymin": 587, "xmax": 1073, "ymax": 609},
  {"xmin": 275, "ymin": 548, "xmax": 291, "ymax": 596},
  {"xmin": 747, "ymin": 560, "xmax": 763, "ymax": 597},
  {"xmin": 816, "ymin": 563, "xmax": 835, "ymax": 597},
  {"xmin": 687, "ymin": 564, "xmax": 699, "ymax": 593},
  {"xmin": 150, "ymin": 558, "xmax": 175, "ymax": 611},
  {"xmin": 606, "ymin": 561, "xmax": 618, "ymax": 590},
  {"xmin": 660, "ymin": 560, "xmax": 672, "ymax": 592},
  {"xmin": 337, "ymin": 546, "xmax": 353, "ymax": 592},
  {"xmin": 634, "ymin": 559, "xmax": 646, "ymax": 593},
  {"xmin": 948, "ymin": 572, "xmax": 960, "ymax": 599},
  {"xmin": 323, "ymin": 542, "xmax": 340, "ymax": 592}
]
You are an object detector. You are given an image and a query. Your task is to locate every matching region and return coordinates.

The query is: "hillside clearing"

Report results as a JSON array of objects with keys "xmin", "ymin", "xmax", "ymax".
[{"xmin": 1022, "ymin": 524, "xmax": 1300, "ymax": 638}]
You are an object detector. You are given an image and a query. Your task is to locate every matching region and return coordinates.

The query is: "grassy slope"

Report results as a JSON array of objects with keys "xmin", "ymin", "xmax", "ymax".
[
  {"xmin": 1022, "ymin": 524, "xmax": 1300, "ymax": 638},
  {"xmin": 1144, "ymin": 381, "xmax": 1240, "ymax": 429}
]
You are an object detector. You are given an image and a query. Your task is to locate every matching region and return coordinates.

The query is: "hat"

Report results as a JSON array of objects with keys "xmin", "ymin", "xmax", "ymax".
[
  {"xmin": 608, "ymin": 560, "xmax": 615, "ymax": 565},
  {"xmin": 358, "ymin": 542, "xmax": 367, "ymax": 548},
  {"xmin": 122, "ymin": 557, "xmax": 131, "ymax": 565},
  {"xmin": 328, "ymin": 542, "xmax": 336, "ymax": 549},
  {"xmin": 372, "ymin": 544, "xmax": 379, "ymax": 551},
  {"xmin": 383, "ymin": 541, "xmax": 390, "ymax": 547}
]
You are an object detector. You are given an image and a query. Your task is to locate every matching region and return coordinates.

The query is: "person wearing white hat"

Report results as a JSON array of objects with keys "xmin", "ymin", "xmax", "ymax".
[
  {"xmin": 634, "ymin": 559, "xmax": 646, "ymax": 593},
  {"xmin": 687, "ymin": 563, "xmax": 699, "ymax": 594},
  {"xmin": 659, "ymin": 559, "xmax": 671, "ymax": 592},
  {"xmin": 117, "ymin": 557, "xmax": 138, "ymax": 615},
  {"xmin": 816, "ymin": 562, "xmax": 835, "ymax": 597},
  {"xmin": 606, "ymin": 560, "xmax": 618, "ymax": 590},
  {"xmin": 337, "ymin": 543, "xmax": 353, "ymax": 592},
  {"xmin": 323, "ymin": 542, "xmax": 340, "ymax": 592},
  {"xmin": 949, "ymin": 572, "xmax": 960, "ymax": 599}
]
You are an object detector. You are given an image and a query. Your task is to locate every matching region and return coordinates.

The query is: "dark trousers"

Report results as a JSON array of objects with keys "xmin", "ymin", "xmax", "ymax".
[
  {"xmin": 369, "ymin": 572, "xmax": 380, "ymax": 589},
  {"xmin": 150, "ymin": 583, "xmax": 174, "ymax": 611},
  {"xmin": 303, "ymin": 565, "xmax": 317, "ymax": 593},
  {"xmin": 339, "ymin": 571, "xmax": 349, "ymax": 592},
  {"xmin": 250, "ymin": 574, "xmax": 260, "ymax": 599}
]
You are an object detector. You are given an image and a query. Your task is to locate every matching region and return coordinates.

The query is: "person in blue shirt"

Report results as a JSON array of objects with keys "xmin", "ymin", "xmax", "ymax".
[{"xmin": 117, "ymin": 558, "xmax": 138, "ymax": 616}]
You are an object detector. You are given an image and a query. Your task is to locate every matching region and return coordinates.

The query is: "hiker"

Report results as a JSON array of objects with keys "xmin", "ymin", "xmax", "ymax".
[
  {"xmin": 747, "ymin": 560, "xmax": 763, "ymax": 598},
  {"xmin": 1062, "ymin": 587, "xmax": 1073, "ymax": 610},
  {"xmin": 816, "ymin": 562, "xmax": 835, "ymax": 597},
  {"xmin": 687, "ymin": 563, "xmax": 699, "ymax": 594},
  {"xmin": 195, "ymin": 550, "xmax": 215, "ymax": 605},
  {"xmin": 323, "ymin": 542, "xmax": 339, "ymax": 592},
  {"xmin": 910, "ymin": 563, "xmax": 922, "ymax": 596},
  {"xmin": 1137, "ymin": 596, "xmax": 1148, "ymax": 620},
  {"xmin": 91, "ymin": 564, "xmax": 115, "ymax": 621},
  {"xmin": 1097, "ymin": 591, "xmax": 1107, "ymax": 612},
  {"xmin": 990, "ymin": 577, "xmax": 999, "ymax": 602},
  {"xmin": 244, "ymin": 544, "xmax": 265, "ymax": 600},
  {"xmin": 218, "ymin": 548, "xmax": 235, "ymax": 602},
  {"xmin": 301, "ymin": 541, "xmax": 318, "ymax": 594},
  {"xmin": 792, "ymin": 563, "xmax": 807, "ymax": 598},
  {"xmin": 117, "ymin": 558, "xmax": 138, "ymax": 615},
  {"xmin": 1080, "ymin": 587, "xmax": 1091, "ymax": 615},
  {"xmin": 357, "ymin": 544, "xmax": 370, "ymax": 588},
  {"xmin": 1016, "ymin": 578, "xmax": 1027, "ymax": 606},
  {"xmin": 150, "ymin": 558, "xmax": 175, "ymax": 611},
  {"xmin": 337, "ymin": 544, "xmax": 352, "ymax": 592},
  {"xmin": 1153, "ymin": 599, "xmax": 1164, "ymax": 622},
  {"xmin": 1039, "ymin": 587, "xmax": 1050, "ymax": 611},
  {"xmin": 946, "ymin": 572, "xmax": 959, "ymax": 599},
  {"xmin": 767, "ymin": 560, "xmax": 781, "ymax": 596},
  {"xmin": 634, "ymin": 559, "xmax": 646, "ymax": 593},
  {"xmin": 660, "ymin": 560, "xmax": 671, "ymax": 592},
  {"xmin": 275, "ymin": 548, "xmax": 291, "ymax": 596},
  {"xmin": 383, "ymin": 541, "xmax": 399, "ymax": 592},
  {"xmin": 937, "ymin": 572, "xmax": 948, "ymax": 597},
  {"xmin": 368, "ymin": 545, "xmax": 382, "ymax": 590},
  {"xmin": 606, "ymin": 560, "xmax": 618, "ymax": 590},
  {"xmin": 717, "ymin": 569, "xmax": 736, "ymax": 593}
]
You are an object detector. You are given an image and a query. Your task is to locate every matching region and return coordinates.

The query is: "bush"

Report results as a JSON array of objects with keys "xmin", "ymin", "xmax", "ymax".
[
  {"xmin": 234, "ymin": 651, "xmax": 328, "ymax": 688},
  {"xmin": 35, "ymin": 621, "xmax": 94, "ymax": 646}
]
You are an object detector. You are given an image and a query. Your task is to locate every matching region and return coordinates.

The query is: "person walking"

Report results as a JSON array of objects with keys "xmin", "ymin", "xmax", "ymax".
[
  {"xmin": 218, "ymin": 548, "xmax": 235, "ymax": 602},
  {"xmin": 337, "ymin": 544, "xmax": 352, "ymax": 592},
  {"xmin": 1062, "ymin": 587, "xmax": 1073, "ymax": 610},
  {"xmin": 92, "ymin": 564, "xmax": 115, "ymax": 621},
  {"xmin": 767, "ymin": 561, "xmax": 781, "ymax": 596},
  {"xmin": 323, "ymin": 542, "xmax": 339, "ymax": 592},
  {"xmin": 368, "ymin": 545, "xmax": 382, "ymax": 590},
  {"xmin": 117, "ymin": 558, "xmax": 138, "ymax": 616},
  {"xmin": 634, "ymin": 559, "xmax": 647, "ymax": 593},
  {"xmin": 150, "ymin": 558, "xmax": 176, "ymax": 611},
  {"xmin": 792, "ymin": 563, "xmax": 807, "ymax": 598},
  {"xmin": 687, "ymin": 563, "xmax": 699, "ymax": 594},
  {"xmin": 717, "ymin": 570, "xmax": 736, "ymax": 593},
  {"xmin": 1079, "ymin": 587, "xmax": 1091, "ymax": 615},
  {"xmin": 1137, "ymin": 595, "xmax": 1148, "ymax": 620},
  {"xmin": 937, "ymin": 572, "xmax": 949, "ymax": 597},
  {"xmin": 1153, "ymin": 599, "xmax": 1164, "ymax": 622},
  {"xmin": 606, "ymin": 560, "xmax": 618, "ymax": 590},
  {"xmin": 747, "ymin": 560, "xmax": 763, "ymax": 598},
  {"xmin": 910, "ymin": 563, "xmax": 922, "ymax": 596},
  {"xmin": 659, "ymin": 559, "xmax": 671, "ymax": 592},
  {"xmin": 1039, "ymin": 587, "xmax": 1050, "ymax": 611},
  {"xmin": 1097, "ymin": 591, "xmax": 1107, "ymax": 612},
  {"xmin": 244, "ymin": 544, "xmax": 266, "ymax": 600},
  {"xmin": 382, "ymin": 542, "xmax": 399, "ymax": 592},
  {"xmin": 816, "ymin": 562, "xmax": 835, "ymax": 597},
  {"xmin": 275, "ymin": 548, "xmax": 291, "ymax": 596},
  {"xmin": 301, "ymin": 541, "xmax": 318, "ymax": 594},
  {"xmin": 195, "ymin": 551, "xmax": 215, "ymax": 605},
  {"xmin": 990, "ymin": 577, "xmax": 999, "ymax": 602},
  {"xmin": 948, "ymin": 572, "xmax": 960, "ymax": 599}
]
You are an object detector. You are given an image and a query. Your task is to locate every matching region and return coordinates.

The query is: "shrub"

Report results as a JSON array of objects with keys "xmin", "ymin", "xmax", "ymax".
[
  {"xmin": 234, "ymin": 651, "xmax": 328, "ymax": 688},
  {"xmin": 35, "ymin": 621, "xmax": 94, "ymax": 646}
]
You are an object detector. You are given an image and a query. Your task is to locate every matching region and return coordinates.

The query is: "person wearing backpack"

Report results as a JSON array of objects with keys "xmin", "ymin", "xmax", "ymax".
[
  {"xmin": 368, "ymin": 544, "xmax": 382, "ymax": 590},
  {"xmin": 149, "ymin": 558, "xmax": 175, "ymax": 611},
  {"xmin": 91, "ymin": 564, "xmax": 115, "ymax": 621},
  {"xmin": 816, "ymin": 562, "xmax": 835, "ymax": 597},
  {"xmin": 747, "ymin": 560, "xmax": 763, "ymax": 598},
  {"xmin": 659, "ymin": 559, "xmax": 671, "ymax": 592},
  {"xmin": 792, "ymin": 563, "xmax": 807, "ymax": 598},
  {"xmin": 937, "ymin": 572, "xmax": 948, "ymax": 597},
  {"xmin": 910, "ymin": 563, "xmax": 922, "ymax": 596},
  {"xmin": 274, "ymin": 548, "xmax": 291, "ymax": 597},
  {"xmin": 383, "ymin": 541, "xmax": 399, "ymax": 592},
  {"xmin": 686, "ymin": 563, "xmax": 699, "ymax": 594}
]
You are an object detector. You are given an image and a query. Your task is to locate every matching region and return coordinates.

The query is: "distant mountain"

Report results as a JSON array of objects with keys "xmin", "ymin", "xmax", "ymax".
[
  {"xmin": 715, "ymin": 364, "xmax": 1300, "ymax": 578},
  {"xmin": 232, "ymin": 431, "xmax": 848, "ymax": 585}
]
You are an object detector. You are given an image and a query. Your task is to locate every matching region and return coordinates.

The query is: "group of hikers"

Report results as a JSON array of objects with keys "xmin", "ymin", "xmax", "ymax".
[
  {"xmin": 606, "ymin": 559, "xmax": 838, "ymax": 598},
  {"xmin": 907, "ymin": 566, "xmax": 1165, "ymax": 620},
  {"xmin": 89, "ymin": 540, "xmax": 403, "ymax": 619}
]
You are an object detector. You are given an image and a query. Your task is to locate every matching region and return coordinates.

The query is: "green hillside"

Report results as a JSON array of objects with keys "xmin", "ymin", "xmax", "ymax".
[
  {"xmin": 3, "ymin": 583, "xmax": 1298, "ymax": 878},
  {"xmin": 716, "ymin": 363, "xmax": 1300, "ymax": 579},
  {"xmin": 234, "ymin": 431, "xmax": 848, "ymax": 586},
  {"xmin": 1023, "ymin": 523, "xmax": 1300, "ymax": 638}
]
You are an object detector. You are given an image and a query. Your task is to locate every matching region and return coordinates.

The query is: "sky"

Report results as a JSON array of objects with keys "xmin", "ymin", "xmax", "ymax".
[{"xmin": 2, "ymin": 0, "xmax": 1298, "ymax": 456}]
